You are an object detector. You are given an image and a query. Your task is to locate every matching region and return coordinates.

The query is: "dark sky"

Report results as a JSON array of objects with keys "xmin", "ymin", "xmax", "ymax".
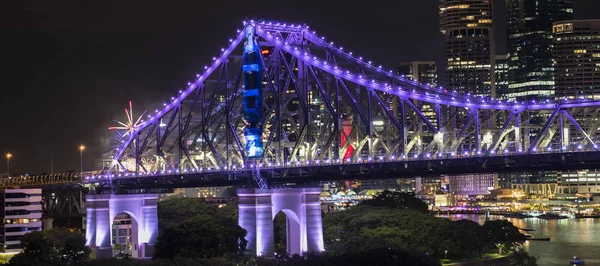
[{"xmin": 0, "ymin": 0, "xmax": 598, "ymax": 175}]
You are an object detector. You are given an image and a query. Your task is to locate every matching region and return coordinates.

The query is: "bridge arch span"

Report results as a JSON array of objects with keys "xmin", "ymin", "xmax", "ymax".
[
  {"xmin": 238, "ymin": 188, "xmax": 324, "ymax": 257},
  {"xmin": 86, "ymin": 194, "xmax": 158, "ymax": 258}
]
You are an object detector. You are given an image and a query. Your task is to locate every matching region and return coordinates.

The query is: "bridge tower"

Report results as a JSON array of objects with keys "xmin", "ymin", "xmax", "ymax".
[
  {"xmin": 85, "ymin": 193, "xmax": 158, "ymax": 258},
  {"xmin": 238, "ymin": 188, "xmax": 324, "ymax": 257}
]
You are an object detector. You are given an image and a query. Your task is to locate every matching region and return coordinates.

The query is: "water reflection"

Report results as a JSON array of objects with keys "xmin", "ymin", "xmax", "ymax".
[{"xmin": 439, "ymin": 214, "xmax": 600, "ymax": 266}]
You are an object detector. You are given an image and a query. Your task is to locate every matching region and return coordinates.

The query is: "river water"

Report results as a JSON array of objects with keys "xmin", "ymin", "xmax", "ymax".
[{"xmin": 439, "ymin": 214, "xmax": 600, "ymax": 266}]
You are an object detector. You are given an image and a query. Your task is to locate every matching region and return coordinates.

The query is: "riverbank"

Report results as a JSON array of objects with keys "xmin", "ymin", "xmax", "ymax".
[{"xmin": 442, "ymin": 252, "xmax": 534, "ymax": 266}]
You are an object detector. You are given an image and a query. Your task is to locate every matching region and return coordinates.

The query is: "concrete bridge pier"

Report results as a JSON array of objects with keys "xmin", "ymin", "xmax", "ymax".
[
  {"xmin": 85, "ymin": 194, "xmax": 158, "ymax": 258},
  {"xmin": 238, "ymin": 188, "xmax": 325, "ymax": 257}
]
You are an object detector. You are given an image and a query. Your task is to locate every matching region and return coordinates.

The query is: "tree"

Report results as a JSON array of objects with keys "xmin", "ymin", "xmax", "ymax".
[
  {"xmin": 157, "ymin": 197, "xmax": 220, "ymax": 230},
  {"xmin": 9, "ymin": 228, "xmax": 90, "ymax": 266},
  {"xmin": 153, "ymin": 215, "xmax": 247, "ymax": 259},
  {"xmin": 483, "ymin": 220, "xmax": 526, "ymax": 255},
  {"xmin": 360, "ymin": 190, "xmax": 428, "ymax": 213}
]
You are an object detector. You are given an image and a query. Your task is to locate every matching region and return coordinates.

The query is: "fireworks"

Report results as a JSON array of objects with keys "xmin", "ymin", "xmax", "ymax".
[{"xmin": 109, "ymin": 101, "xmax": 147, "ymax": 139}]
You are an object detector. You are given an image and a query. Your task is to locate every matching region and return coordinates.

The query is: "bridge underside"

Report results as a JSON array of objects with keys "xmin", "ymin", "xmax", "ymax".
[{"xmin": 87, "ymin": 151, "xmax": 600, "ymax": 190}]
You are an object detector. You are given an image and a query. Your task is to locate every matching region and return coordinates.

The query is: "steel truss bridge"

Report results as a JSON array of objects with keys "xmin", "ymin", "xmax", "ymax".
[{"xmin": 6, "ymin": 20, "xmax": 600, "ymax": 191}]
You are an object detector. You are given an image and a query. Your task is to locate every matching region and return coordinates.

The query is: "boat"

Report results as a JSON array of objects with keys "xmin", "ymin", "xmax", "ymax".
[
  {"xmin": 537, "ymin": 212, "xmax": 569, "ymax": 219},
  {"xmin": 517, "ymin": 227, "xmax": 535, "ymax": 232},
  {"xmin": 504, "ymin": 212, "xmax": 531, "ymax": 218},
  {"xmin": 575, "ymin": 213, "xmax": 600, "ymax": 218},
  {"xmin": 570, "ymin": 257, "xmax": 585, "ymax": 264},
  {"xmin": 524, "ymin": 234, "xmax": 550, "ymax": 241},
  {"xmin": 525, "ymin": 237, "xmax": 550, "ymax": 241}
]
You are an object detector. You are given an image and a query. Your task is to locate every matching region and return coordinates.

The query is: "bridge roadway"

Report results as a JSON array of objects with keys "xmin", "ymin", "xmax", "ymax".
[{"xmin": 5, "ymin": 150, "xmax": 600, "ymax": 190}]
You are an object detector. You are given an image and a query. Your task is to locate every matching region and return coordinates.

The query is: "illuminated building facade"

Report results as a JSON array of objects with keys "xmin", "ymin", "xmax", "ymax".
[
  {"xmin": 439, "ymin": 0, "xmax": 494, "ymax": 97},
  {"xmin": 0, "ymin": 189, "xmax": 42, "ymax": 253},
  {"xmin": 557, "ymin": 170, "xmax": 600, "ymax": 195},
  {"xmin": 447, "ymin": 173, "xmax": 494, "ymax": 196},
  {"xmin": 554, "ymin": 20, "xmax": 600, "ymax": 100},
  {"xmin": 396, "ymin": 61, "xmax": 438, "ymax": 87},
  {"xmin": 396, "ymin": 61, "xmax": 440, "ymax": 129},
  {"xmin": 495, "ymin": 55, "xmax": 509, "ymax": 97},
  {"xmin": 505, "ymin": 0, "xmax": 573, "ymax": 100}
]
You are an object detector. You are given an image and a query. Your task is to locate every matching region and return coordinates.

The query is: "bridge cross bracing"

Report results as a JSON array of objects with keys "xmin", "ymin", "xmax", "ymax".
[{"xmin": 6, "ymin": 20, "xmax": 600, "ymax": 188}]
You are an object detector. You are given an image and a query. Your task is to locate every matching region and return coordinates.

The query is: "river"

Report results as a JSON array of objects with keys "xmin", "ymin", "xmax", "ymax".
[{"xmin": 438, "ymin": 214, "xmax": 600, "ymax": 266}]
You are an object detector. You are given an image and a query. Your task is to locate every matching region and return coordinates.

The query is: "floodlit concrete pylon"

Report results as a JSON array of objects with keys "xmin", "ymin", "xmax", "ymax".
[
  {"xmin": 238, "ymin": 188, "xmax": 325, "ymax": 257},
  {"xmin": 85, "ymin": 194, "xmax": 158, "ymax": 258}
]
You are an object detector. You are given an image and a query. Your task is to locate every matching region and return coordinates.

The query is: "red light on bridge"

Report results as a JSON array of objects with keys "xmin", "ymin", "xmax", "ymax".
[{"xmin": 261, "ymin": 49, "xmax": 270, "ymax": 55}]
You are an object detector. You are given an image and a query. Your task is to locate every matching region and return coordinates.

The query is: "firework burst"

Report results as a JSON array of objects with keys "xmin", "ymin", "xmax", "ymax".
[{"xmin": 109, "ymin": 101, "xmax": 147, "ymax": 140}]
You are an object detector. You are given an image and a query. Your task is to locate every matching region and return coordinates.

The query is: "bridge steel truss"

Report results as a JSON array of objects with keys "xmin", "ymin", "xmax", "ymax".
[
  {"xmin": 95, "ymin": 21, "xmax": 600, "ymax": 185},
  {"xmin": 8, "ymin": 20, "xmax": 596, "ymax": 190}
]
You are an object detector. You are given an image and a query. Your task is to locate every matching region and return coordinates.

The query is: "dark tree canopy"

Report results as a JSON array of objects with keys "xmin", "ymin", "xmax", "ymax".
[
  {"xmin": 153, "ymin": 197, "xmax": 247, "ymax": 259},
  {"xmin": 9, "ymin": 228, "xmax": 90, "ymax": 266},
  {"xmin": 483, "ymin": 220, "xmax": 527, "ymax": 254},
  {"xmin": 360, "ymin": 190, "xmax": 428, "ymax": 213}
]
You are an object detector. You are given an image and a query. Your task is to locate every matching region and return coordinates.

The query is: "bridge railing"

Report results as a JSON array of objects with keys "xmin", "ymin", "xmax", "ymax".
[{"xmin": 0, "ymin": 172, "xmax": 92, "ymax": 188}]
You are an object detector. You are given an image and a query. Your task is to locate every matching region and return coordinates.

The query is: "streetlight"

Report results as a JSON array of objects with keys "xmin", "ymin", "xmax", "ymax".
[
  {"xmin": 79, "ymin": 145, "xmax": 85, "ymax": 173},
  {"xmin": 5, "ymin": 153, "xmax": 12, "ymax": 176},
  {"xmin": 445, "ymin": 250, "xmax": 448, "ymax": 259}
]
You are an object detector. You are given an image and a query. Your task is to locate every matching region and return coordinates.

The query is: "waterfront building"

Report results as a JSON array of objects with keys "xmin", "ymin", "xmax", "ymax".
[
  {"xmin": 447, "ymin": 173, "xmax": 494, "ymax": 197},
  {"xmin": 439, "ymin": 0, "xmax": 494, "ymax": 97},
  {"xmin": 553, "ymin": 20, "xmax": 600, "ymax": 100},
  {"xmin": 0, "ymin": 189, "xmax": 42, "ymax": 253},
  {"xmin": 557, "ymin": 170, "xmax": 600, "ymax": 195},
  {"xmin": 505, "ymin": 0, "xmax": 573, "ymax": 100}
]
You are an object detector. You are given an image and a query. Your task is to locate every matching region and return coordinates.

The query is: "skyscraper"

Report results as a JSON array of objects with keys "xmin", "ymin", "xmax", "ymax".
[
  {"xmin": 505, "ymin": 0, "xmax": 574, "ymax": 100},
  {"xmin": 495, "ymin": 54, "xmax": 509, "ymax": 97},
  {"xmin": 396, "ymin": 62, "xmax": 440, "ymax": 128},
  {"xmin": 439, "ymin": 0, "xmax": 494, "ymax": 97},
  {"xmin": 554, "ymin": 19, "xmax": 600, "ymax": 196},
  {"xmin": 554, "ymin": 20, "xmax": 600, "ymax": 100},
  {"xmin": 396, "ymin": 61, "xmax": 438, "ymax": 87}
]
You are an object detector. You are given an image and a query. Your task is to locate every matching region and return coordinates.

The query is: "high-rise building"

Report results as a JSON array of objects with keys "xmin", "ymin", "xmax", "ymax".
[
  {"xmin": 505, "ymin": 0, "xmax": 574, "ymax": 100},
  {"xmin": 0, "ymin": 189, "xmax": 42, "ymax": 253},
  {"xmin": 439, "ymin": 0, "xmax": 494, "ymax": 97},
  {"xmin": 396, "ymin": 61, "xmax": 438, "ymax": 87},
  {"xmin": 554, "ymin": 20, "xmax": 600, "ymax": 196},
  {"xmin": 554, "ymin": 20, "xmax": 600, "ymax": 100},
  {"xmin": 495, "ymin": 54, "xmax": 509, "ymax": 97}
]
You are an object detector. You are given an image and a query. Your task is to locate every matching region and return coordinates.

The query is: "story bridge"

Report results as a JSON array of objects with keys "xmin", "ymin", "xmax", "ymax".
[{"xmin": 4, "ymin": 20, "xmax": 600, "ymax": 257}]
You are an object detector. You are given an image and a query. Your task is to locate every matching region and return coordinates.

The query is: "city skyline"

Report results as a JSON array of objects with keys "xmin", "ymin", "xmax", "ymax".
[{"xmin": 1, "ymin": 0, "xmax": 599, "ymax": 175}]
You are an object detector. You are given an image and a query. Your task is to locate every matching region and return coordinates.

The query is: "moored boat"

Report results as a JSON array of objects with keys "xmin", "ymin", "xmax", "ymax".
[{"xmin": 570, "ymin": 256, "xmax": 585, "ymax": 264}]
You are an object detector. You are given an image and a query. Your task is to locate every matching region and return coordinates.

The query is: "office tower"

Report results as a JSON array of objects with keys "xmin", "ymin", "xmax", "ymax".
[
  {"xmin": 0, "ymin": 189, "xmax": 42, "ymax": 253},
  {"xmin": 554, "ymin": 20, "xmax": 600, "ymax": 100},
  {"xmin": 439, "ymin": 0, "xmax": 494, "ymax": 97},
  {"xmin": 505, "ymin": 0, "xmax": 574, "ymax": 100},
  {"xmin": 495, "ymin": 54, "xmax": 509, "ymax": 97},
  {"xmin": 554, "ymin": 20, "xmax": 600, "ymax": 196},
  {"xmin": 396, "ymin": 61, "xmax": 439, "ymax": 87}
]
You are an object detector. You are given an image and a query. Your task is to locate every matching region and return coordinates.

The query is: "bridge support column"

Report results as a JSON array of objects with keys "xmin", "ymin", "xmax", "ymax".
[
  {"xmin": 85, "ymin": 193, "xmax": 158, "ymax": 259},
  {"xmin": 238, "ymin": 188, "xmax": 324, "ymax": 257}
]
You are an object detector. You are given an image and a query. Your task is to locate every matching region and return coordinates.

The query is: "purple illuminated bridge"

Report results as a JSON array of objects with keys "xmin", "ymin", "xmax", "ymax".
[
  {"xmin": 6, "ymin": 20, "xmax": 600, "ymax": 259},
  {"xmin": 6, "ymin": 20, "xmax": 600, "ymax": 190}
]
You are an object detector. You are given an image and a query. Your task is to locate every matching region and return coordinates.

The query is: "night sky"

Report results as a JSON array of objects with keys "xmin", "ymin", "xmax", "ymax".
[{"xmin": 1, "ymin": 0, "xmax": 598, "ymax": 175}]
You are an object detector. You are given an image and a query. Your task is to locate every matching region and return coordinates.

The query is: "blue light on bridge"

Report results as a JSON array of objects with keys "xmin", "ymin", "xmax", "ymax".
[{"xmin": 242, "ymin": 25, "xmax": 264, "ymax": 159}]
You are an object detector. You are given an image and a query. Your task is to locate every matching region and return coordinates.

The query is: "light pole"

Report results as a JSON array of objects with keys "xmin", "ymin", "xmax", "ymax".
[
  {"xmin": 79, "ymin": 145, "xmax": 85, "ymax": 173},
  {"xmin": 5, "ymin": 153, "xmax": 11, "ymax": 176},
  {"xmin": 445, "ymin": 250, "xmax": 448, "ymax": 259}
]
